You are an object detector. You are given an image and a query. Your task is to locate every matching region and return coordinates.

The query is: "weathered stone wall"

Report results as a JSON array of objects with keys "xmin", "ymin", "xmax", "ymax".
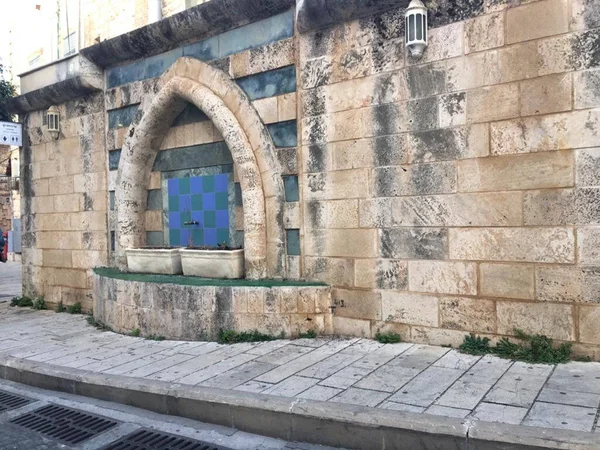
[
  {"xmin": 21, "ymin": 94, "xmax": 108, "ymax": 311},
  {"xmin": 298, "ymin": 0, "xmax": 600, "ymax": 357}
]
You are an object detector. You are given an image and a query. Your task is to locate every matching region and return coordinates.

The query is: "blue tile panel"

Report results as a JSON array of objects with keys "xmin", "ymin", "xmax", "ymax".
[
  {"xmin": 167, "ymin": 174, "xmax": 230, "ymax": 247},
  {"xmin": 146, "ymin": 231, "xmax": 164, "ymax": 247},
  {"xmin": 153, "ymin": 142, "xmax": 233, "ymax": 172},
  {"xmin": 267, "ymin": 120, "xmax": 297, "ymax": 147},
  {"xmin": 237, "ymin": 66, "xmax": 296, "ymax": 101},
  {"xmin": 147, "ymin": 190, "xmax": 162, "ymax": 210},
  {"xmin": 109, "ymin": 191, "xmax": 115, "ymax": 211},
  {"xmin": 109, "ymin": 149, "xmax": 121, "ymax": 171},
  {"xmin": 283, "ymin": 175, "xmax": 299, "ymax": 202},
  {"xmin": 286, "ymin": 229, "xmax": 300, "ymax": 256},
  {"xmin": 108, "ymin": 105, "xmax": 139, "ymax": 129},
  {"xmin": 172, "ymin": 104, "xmax": 209, "ymax": 127},
  {"xmin": 106, "ymin": 10, "xmax": 294, "ymax": 89},
  {"xmin": 110, "ymin": 231, "xmax": 116, "ymax": 252}
]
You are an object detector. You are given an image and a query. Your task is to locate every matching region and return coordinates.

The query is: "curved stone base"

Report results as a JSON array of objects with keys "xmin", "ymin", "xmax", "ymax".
[{"xmin": 92, "ymin": 272, "xmax": 333, "ymax": 340}]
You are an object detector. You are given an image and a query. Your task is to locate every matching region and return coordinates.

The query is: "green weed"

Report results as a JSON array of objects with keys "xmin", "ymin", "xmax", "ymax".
[
  {"xmin": 67, "ymin": 302, "xmax": 82, "ymax": 314},
  {"xmin": 32, "ymin": 297, "xmax": 46, "ymax": 310},
  {"xmin": 10, "ymin": 296, "xmax": 33, "ymax": 307},
  {"xmin": 145, "ymin": 335, "xmax": 166, "ymax": 341},
  {"xmin": 298, "ymin": 330, "xmax": 317, "ymax": 339},
  {"xmin": 55, "ymin": 301, "xmax": 66, "ymax": 313},
  {"xmin": 218, "ymin": 329, "xmax": 282, "ymax": 344},
  {"xmin": 374, "ymin": 331, "xmax": 402, "ymax": 344},
  {"xmin": 129, "ymin": 328, "xmax": 141, "ymax": 337}
]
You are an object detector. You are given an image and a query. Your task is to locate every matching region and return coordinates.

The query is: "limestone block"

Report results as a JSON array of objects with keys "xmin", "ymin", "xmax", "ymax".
[
  {"xmin": 467, "ymin": 83, "xmax": 520, "ymax": 123},
  {"xmin": 524, "ymin": 188, "xmax": 600, "ymax": 226},
  {"xmin": 304, "ymin": 257, "xmax": 354, "ymax": 288},
  {"xmin": 332, "ymin": 288, "xmax": 381, "ymax": 321},
  {"xmin": 380, "ymin": 228, "xmax": 448, "ymax": 260},
  {"xmin": 410, "ymin": 327, "xmax": 469, "ymax": 348},
  {"xmin": 381, "ymin": 292, "xmax": 439, "ymax": 327},
  {"xmin": 332, "ymin": 134, "xmax": 409, "ymax": 170},
  {"xmin": 465, "ymin": 12, "xmax": 505, "ymax": 54},
  {"xmin": 36, "ymin": 214, "xmax": 71, "ymax": 232},
  {"xmin": 247, "ymin": 287, "xmax": 265, "ymax": 314},
  {"xmin": 69, "ymin": 211, "xmax": 107, "ymax": 232},
  {"xmin": 574, "ymin": 69, "xmax": 600, "ymax": 109},
  {"xmin": 32, "ymin": 179, "xmax": 49, "ymax": 197},
  {"xmin": 491, "ymin": 110, "xmax": 600, "ymax": 155},
  {"xmin": 53, "ymin": 194, "xmax": 82, "ymax": 213},
  {"xmin": 497, "ymin": 41, "xmax": 542, "ymax": 84},
  {"xmin": 373, "ymin": 162, "xmax": 457, "ymax": 197},
  {"xmin": 32, "ymin": 197, "xmax": 56, "ymax": 214},
  {"xmin": 144, "ymin": 210, "xmax": 163, "ymax": 232},
  {"xmin": 303, "ymin": 169, "xmax": 370, "ymax": 201},
  {"xmin": 87, "ymin": 191, "xmax": 108, "ymax": 212},
  {"xmin": 536, "ymin": 266, "xmax": 600, "ymax": 303},
  {"xmin": 283, "ymin": 203, "xmax": 300, "ymax": 229},
  {"xmin": 577, "ymin": 148, "xmax": 600, "ymax": 187},
  {"xmin": 52, "ymin": 268, "xmax": 88, "ymax": 289},
  {"xmin": 407, "ymin": 125, "xmax": 489, "ymax": 163},
  {"xmin": 449, "ymin": 227, "xmax": 575, "ymax": 263},
  {"xmin": 520, "ymin": 74, "xmax": 572, "ymax": 116},
  {"xmin": 439, "ymin": 93, "xmax": 466, "ymax": 128},
  {"xmin": 481, "ymin": 263, "xmax": 535, "ymax": 300},
  {"xmin": 297, "ymin": 288, "xmax": 316, "ymax": 314},
  {"xmin": 37, "ymin": 231, "xmax": 83, "ymax": 250},
  {"xmin": 252, "ymin": 97, "xmax": 278, "ymax": 124},
  {"xmin": 148, "ymin": 172, "xmax": 161, "ymax": 190},
  {"xmin": 42, "ymin": 250, "xmax": 73, "ymax": 268},
  {"xmin": 458, "ymin": 151, "xmax": 574, "ymax": 191},
  {"xmin": 72, "ymin": 250, "xmax": 107, "ymax": 269},
  {"xmin": 371, "ymin": 38, "xmax": 404, "ymax": 74},
  {"xmin": 287, "ymin": 256, "xmax": 301, "ymax": 280},
  {"xmin": 361, "ymin": 192, "xmax": 522, "ymax": 228},
  {"xmin": 82, "ymin": 231, "xmax": 109, "ymax": 251},
  {"xmin": 305, "ymin": 229, "xmax": 377, "ymax": 258},
  {"xmin": 354, "ymin": 259, "xmax": 408, "ymax": 290},
  {"xmin": 333, "ymin": 46, "xmax": 373, "ymax": 82},
  {"xmin": 301, "ymin": 56, "xmax": 334, "ymax": 90},
  {"xmin": 579, "ymin": 306, "xmax": 600, "ymax": 344},
  {"xmin": 578, "ymin": 227, "xmax": 600, "ymax": 265},
  {"xmin": 230, "ymin": 38, "xmax": 294, "ymax": 78},
  {"xmin": 497, "ymin": 301, "xmax": 574, "ymax": 341},
  {"xmin": 507, "ymin": 0, "xmax": 568, "ymax": 44},
  {"xmin": 325, "ymin": 199, "xmax": 359, "ymax": 229},
  {"xmin": 417, "ymin": 22, "xmax": 463, "ymax": 64},
  {"xmin": 440, "ymin": 297, "xmax": 497, "ymax": 334},
  {"xmin": 278, "ymin": 93, "xmax": 297, "ymax": 121},
  {"xmin": 278, "ymin": 287, "xmax": 298, "ymax": 314},
  {"xmin": 332, "ymin": 316, "xmax": 371, "ymax": 337},
  {"xmin": 408, "ymin": 261, "xmax": 478, "ymax": 296}
]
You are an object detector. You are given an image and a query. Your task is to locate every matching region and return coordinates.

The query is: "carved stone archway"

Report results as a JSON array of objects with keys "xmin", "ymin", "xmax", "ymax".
[{"xmin": 115, "ymin": 58, "xmax": 286, "ymax": 279}]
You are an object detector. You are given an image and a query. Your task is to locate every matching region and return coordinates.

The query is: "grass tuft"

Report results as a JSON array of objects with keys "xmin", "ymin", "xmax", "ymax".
[
  {"xmin": 374, "ymin": 331, "xmax": 402, "ymax": 344},
  {"xmin": 218, "ymin": 329, "xmax": 283, "ymax": 344}
]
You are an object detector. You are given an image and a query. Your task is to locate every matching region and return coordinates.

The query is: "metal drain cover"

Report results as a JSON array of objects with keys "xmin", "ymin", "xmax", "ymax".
[
  {"xmin": 0, "ymin": 390, "xmax": 31, "ymax": 413},
  {"xmin": 102, "ymin": 429, "xmax": 231, "ymax": 450},
  {"xmin": 10, "ymin": 404, "xmax": 118, "ymax": 445}
]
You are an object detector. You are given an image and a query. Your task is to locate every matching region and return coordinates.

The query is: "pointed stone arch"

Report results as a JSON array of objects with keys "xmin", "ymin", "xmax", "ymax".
[{"xmin": 115, "ymin": 57, "xmax": 286, "ymax": 279}]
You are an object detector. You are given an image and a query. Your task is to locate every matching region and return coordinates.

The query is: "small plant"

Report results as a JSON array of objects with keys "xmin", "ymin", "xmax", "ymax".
[
  {"xmin": 298, "ymin": 329, "xmax": 317, "ymax": 339},
  {"xmin": 11, "ymin": 296, "xmax": 34, "ymax": 307},
  {"xmin": 55, "ymin": 301, "xmax": 66, "ymax": 313},
  {"xmin": 459, "ymin": 329, "xmax": 578, "ymax": 364},
  {"xmin": 67, "ymin": 302, "xmax": 82, "ymax": 314},
  {"xmin": 32, "ymin": 296, "xmax": 46, "ymax": 310},
  {"xmin": 86, "ymin": 316, "xmax": 112, "ymax": 331},
  {"xmin": 217, "ymin": 329, "xmax": 281, "ymax": 344},
  {"xmin": 374, "ymin": 331, "xmax": 402, "ymax": 344},
  {"xmin": 146, "ymin": 334, "xmax": 166, "ymax": 341},
  {"xmin": 459, "ymin": 333, "xmax": 492, "ymax": 355},
  {"xmin": 130, "ymin": 328, "xmax": 141, "ymax": 337}
]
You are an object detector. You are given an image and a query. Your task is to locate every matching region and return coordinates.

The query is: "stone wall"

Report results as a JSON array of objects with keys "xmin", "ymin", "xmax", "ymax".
[
  {"xmin": 298, "ymin": 0, "xmax": 600, "ymax": 357},
  {"xmin": 21, "ymin": 94, "xmax": 108, "ymax": 311}
]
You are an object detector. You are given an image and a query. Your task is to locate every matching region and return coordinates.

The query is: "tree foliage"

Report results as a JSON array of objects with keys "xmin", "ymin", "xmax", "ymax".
[{"xmin": 0, "ymin": 63, "xmax": 16, "ymax": 122}]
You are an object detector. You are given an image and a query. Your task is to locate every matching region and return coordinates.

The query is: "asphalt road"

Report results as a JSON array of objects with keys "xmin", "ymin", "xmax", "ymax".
[{"xmin": 0, "ymin": 380, "xmax": 342, "ymax": 450}]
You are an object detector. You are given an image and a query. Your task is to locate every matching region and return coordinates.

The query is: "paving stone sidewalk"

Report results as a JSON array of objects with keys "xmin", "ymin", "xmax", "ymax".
[{"xmin": 1, "ymin": 303, "xmax": 599, "ymax": 434}]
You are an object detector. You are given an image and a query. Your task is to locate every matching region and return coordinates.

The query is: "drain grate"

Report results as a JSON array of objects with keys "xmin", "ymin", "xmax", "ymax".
[
  {"xmin": 0, "ymin": 390, "xmax": 31, "ymax": 413},
  {"xmin": 102, "ymin": 429, "xmax": 231, "ymax": 450},
  {"xmin": 10, "ymin": 404, "xmax": 118, "ymax": 445}
]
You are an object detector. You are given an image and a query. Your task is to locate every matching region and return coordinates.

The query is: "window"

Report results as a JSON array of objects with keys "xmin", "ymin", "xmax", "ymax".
[{"xmin": 63, "ymin": 32, "xmax": 77, "ymax": 57}]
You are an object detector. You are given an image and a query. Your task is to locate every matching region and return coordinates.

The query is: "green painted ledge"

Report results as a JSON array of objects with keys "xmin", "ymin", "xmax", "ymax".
[{"xmin": 93, "ymin": 268, "xmax": 328, "ymax": 288}]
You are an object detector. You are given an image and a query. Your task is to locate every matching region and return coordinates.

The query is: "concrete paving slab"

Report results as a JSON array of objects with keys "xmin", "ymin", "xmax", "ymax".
[
  {"xmin": 388, "ymin": 366, "xmax": 464, "ymax": 407},
  {"xmin": 262, "ymin": 376, "xmax": 320, "ymax": 397},
  {"xmin": 537, "ymin": 387, "xmax": 600, "ymax": 408},
  {"xmin": 524, "ymin": 402, "xmax": 597, "ymax": 432},
  {"xmin": 380, "ymin": 401, "xmax": 426, "ymax": 413},
  {"xmin": 426, "ymin": 405, "xmax": 471, "ymax": 418},
  {"xmin": 296, "ymin": 385, "xmax": 342, "ymax": 401},
  {"xmin": 471, "ymin": 402, "xmax": 529, "ymax": 425},
  {"xmin": 330, "ymin": 387, "xmax": 390, "ymax": 407},
  {"xmin": 318, "ymin": 366, "xmax": 373, "ymax": 390}
]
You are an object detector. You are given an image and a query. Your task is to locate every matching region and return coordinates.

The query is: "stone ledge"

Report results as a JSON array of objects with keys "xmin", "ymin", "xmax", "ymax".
[
  {"xmin": 0, "ymin": 357, "xmax": 598, "ymax": 450},
  {"xmin": 79, "ymin": 0, "xmax": 295, "ymax": 68}
]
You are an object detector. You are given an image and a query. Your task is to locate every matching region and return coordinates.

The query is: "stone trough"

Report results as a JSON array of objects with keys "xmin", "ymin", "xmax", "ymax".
[{"xmin": 92, "ymin": 268, "xmax": 332, "ymax": 340}]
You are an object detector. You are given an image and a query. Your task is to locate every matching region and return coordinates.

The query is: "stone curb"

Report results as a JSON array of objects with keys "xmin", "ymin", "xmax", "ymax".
[{"xmin": 0, "ymin": 357, "xmax": 598, "ymax": 449}]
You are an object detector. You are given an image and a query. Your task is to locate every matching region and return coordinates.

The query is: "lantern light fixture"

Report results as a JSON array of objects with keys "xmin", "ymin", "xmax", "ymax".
[
  {"xmin": 46, "ymin": 106, "xmax": 60, "ymax": 139},
  {"xmin": 405, "ymin": 0, "xmax": 428, "ymax": 59}
]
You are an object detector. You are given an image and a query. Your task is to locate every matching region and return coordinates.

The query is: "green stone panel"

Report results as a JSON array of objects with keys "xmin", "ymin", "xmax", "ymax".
[{"xmin": 168, "ymin": 195, "xmax": 180, "ymax": 211}]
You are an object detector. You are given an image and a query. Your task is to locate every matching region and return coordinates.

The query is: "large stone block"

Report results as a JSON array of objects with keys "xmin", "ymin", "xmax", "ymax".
[
  {"xmin": 465, "ymin": 12, "xmax": 505, "ymax": 54},
  {"xmin": 449, "ymin": 227, "xmax": 575, "ymax": 263},
  {"xmin": 354, "ymin": 259, "xmax": 408, "ymax": 290},
  {"xmin": 42, "ymin": 250, "xmax": 73, "ymax": 268},
  {"xmin": 332, "ymin": 288, "xmax": 381, "ymax": 321},
  {"xmin": 305, "ymin": 229, "xmax": 377, "ymax": 258},
  {"xmin": 506, "ymin": 0, "xmax": 569, "ymax": 44},
  {"xmin": 332, "ymin": 316, "xmax": 371, "ymax": 337},
  {"xmin": 37, "ymin": 231, "xmax": 83, "ymax": 250},
  {"xmin": 491, "ymin": 110, "xmax": 600, "ymax": 155},
  {"xmin": 497, "ymin": 301, "xmax": 574, "ymax": 341},
  {"xmin": 440, "ymin": 297, "xmax": 497, "ymax": 334},
  {"xmin": 577, "ymin": 148, "xmax": 600, "ymax": 187},
  {"xmin": 52, "ymin": 268, "xmax": 88, "ymax": 289},
  {"xmin": 407, "ymin": 125, "xmax": 489, "ymax": 163},
  {"xmin": 467, "ymin": 83, "xmax": 520, "ymax": 123},
  {"xmin": 574, "ymin": 68, "xmax": 600, "ymax": 109},
  {"xmin": 481, "ymin": 263, "xmax": 535, "ymax": 300},
  {"xmin": 303, "ymin": 257, "xmax": 354, "ymax": 288},
  {"xmin": 380, "ymin": 228, "xmax": 448, "ymax": 260},
  {"xmin": 409, "ymin": 261, "xmax": 478, "ymax": 296},
  {"xmin": 438, "ymin": 92, "xmax": 466, "ymax": 128},
  {"xmin": 372, "ymin": 162, "xmax": 457, "ymax": 197},
  {"xmin": 571, "ymin": 0, "xmax": 600, "ymax": 31},
  {"xmin": 381, "ymin": 292, "xmax": 439, "ymax": 327},
  {"xmin": 579, "ymin": 306, "xmax": 600, "ymax": 344},
  {"xmin": 458, "ymin": 151, "xmax": 574, "ymax": 192},
  {"xmin": 578, "ymin": 227, "xmax": 600, "ymax": 265},
  {"xmin": 303, "ymin": 169, "xmax": 369, "ymax": 201},
  {"xmin": 520, "ymin": 74, "xmax": 572, "ymax": 116},
  {"xmin": 418, "ymin": 22, "xmax": 463, "ymax": 64},
  {"xmin": 324, "ymin": 199, "xmax": 359, "ymax": 229},
  {"xmin": 536, "ymin": 266, "xmax": 600, "ymax": 303},
  {"xmin": 359, "ymin": 192, "xmax": 523, "ymax": 228},
  {"xmin": 72, "ymin": 250, "xmax": 107, "ymax": 269},
  {"xmin": 331, "ymin": 134, "xmax": 409, "ymax": 170},
  {"xmin": 524, "ymin": 188, "xmax": 600, "ymax": 225},
  {"xmin": 53, "ymin": 194, "xmax": 83, "ymax": 213}
]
